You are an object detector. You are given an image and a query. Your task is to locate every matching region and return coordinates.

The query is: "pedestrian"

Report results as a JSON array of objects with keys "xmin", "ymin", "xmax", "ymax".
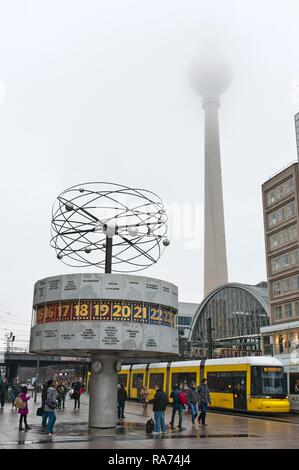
[
  {"xmin": 187, "ymin": 382, "xmax": 199, "ymax": 425},
  {"xmin": 0, "ymin": 377, "xmax": 8, "ymax": 409},
  {"xmin": 73, "ymin": 380, "xmax": 82, "ymax": 409},
  {"xmin": 169, "ymin": 384, "xmax": 183, "ymax": 430},
  {"xmin": 57, "ymin": 381, "xmax": 67, "ymax": 409},
  {"xmin": 18, "ymin": 386, "xmax": 31, "ymax": 431},
  {"xmin": 117, "ymin": 383, "xmax": 127, "ymax": 419},
  {"xmin": 198, "ymin": 378, "xmax": 211, "ymax": 426},
  {"xmin": 153, "ymin": 384, "xmax": 168, "ymax": 434},
  {"xmin": 41, "ymin": 380, "xmax": 52, "ymax": 429},
  {"xmin": 44, "ymin": 380, "xmax": 58, "ymax": 436},
  {"xmin": 140, "ymin": 385, "xmax": 149, "ymax": 414},
  {"xmin": 12, "ymin": 379, "xmax": 22, "ymax": 408}
]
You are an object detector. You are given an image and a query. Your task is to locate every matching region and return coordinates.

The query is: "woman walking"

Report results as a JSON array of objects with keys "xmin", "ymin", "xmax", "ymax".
[{"xmin": 18, "ymin": 386, "xmax": 31, "ymax": 431}]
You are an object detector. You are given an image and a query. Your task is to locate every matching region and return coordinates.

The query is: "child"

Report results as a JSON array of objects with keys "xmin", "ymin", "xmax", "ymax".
[{"xmin": 18, "ymin": 386, "xmax": 31, "ymax": 431}]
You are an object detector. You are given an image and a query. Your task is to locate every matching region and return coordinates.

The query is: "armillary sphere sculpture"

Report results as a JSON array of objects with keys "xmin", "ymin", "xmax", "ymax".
[{"xmin": 50, "ymin": 182, "xmax": 170, "ymax": 273}]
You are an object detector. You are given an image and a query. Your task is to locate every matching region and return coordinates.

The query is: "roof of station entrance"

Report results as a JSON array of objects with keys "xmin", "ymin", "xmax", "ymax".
[{"xmin": 188, "ymin": 282, "xmax": 270, "ymax": 342}]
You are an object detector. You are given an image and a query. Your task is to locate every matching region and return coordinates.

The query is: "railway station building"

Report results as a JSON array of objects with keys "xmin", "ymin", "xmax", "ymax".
[{"xmin": 188, "ymin": 282, "xmax": 270, "ymax": 358}]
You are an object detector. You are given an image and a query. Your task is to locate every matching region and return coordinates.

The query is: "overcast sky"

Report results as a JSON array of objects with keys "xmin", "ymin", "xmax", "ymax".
[{"xmin": 1, "ymin": 0, "xmax": 299, "ymax": 348}]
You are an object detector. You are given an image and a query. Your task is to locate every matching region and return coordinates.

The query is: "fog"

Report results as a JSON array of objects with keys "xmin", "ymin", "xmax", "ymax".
[{"xmin": 0, "ymin": 0, "xmax": 299, "ymax": 348}]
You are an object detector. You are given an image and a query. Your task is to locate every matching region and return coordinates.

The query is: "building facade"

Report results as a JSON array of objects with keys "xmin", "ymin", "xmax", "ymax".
[
  {"xmin": 189, "ymin": 282, "xmax": 270, "ymax": 358},
  {"xmin": 177, "ymin": 302, "xmax": 199, "ymax": 356},
  {"xmin": 262, "ymin": 162, "xmax": 299, "ymax": 326},
  {"xmin": 261, "ymin": 159, "xmax": 299, "ymax": 412}
]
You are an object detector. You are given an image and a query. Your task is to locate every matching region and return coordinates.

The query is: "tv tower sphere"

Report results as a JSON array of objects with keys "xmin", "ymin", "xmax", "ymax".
[{"xmin": 189, "ymin": 55, "xmax": 232, "ymax": 97}]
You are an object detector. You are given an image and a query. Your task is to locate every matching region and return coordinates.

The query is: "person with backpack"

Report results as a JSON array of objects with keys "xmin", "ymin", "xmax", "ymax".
[
  {"xmin": 17, "ymin": 386, "xmax": 31, "ymax": 431},
  {"xmin": 44, "ymin": 380, "xmax": 58, "ymax": 436},
  {"xmin": 198, "ymin": 378, "xmax": 211, "ymax": 426},
  {"xmin": 187, "ymin": 382, "xmax": 199, "ymax": 425},
  {"xmin": 169, "ymin": 384, "xmax": 184, "ymax": 430},
  {"xmin": 152, "ymin": 384, "xmax": 168, "ymax": 434}
]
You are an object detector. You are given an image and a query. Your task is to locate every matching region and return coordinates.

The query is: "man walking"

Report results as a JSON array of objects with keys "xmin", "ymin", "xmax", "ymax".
[
  {"xmin": 153, "ymin": 384, "xmax": 168, "ymax": 434},
  {"xmin": 169, "ymin": 384, "xmax": 183, "ymax": 430},
  {"xmin": 187, "ymin": 382, "xmax": 199, "ymax": 425},
  {"xmin": 198, "ymin": 378, "xmax": 211, "ymax": 426}
]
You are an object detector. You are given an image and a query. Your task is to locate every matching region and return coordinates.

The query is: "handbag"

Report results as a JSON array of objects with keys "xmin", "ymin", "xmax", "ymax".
[{"xmin": 36, "ymin": 407, "xmax": 43, "ymax": 416}]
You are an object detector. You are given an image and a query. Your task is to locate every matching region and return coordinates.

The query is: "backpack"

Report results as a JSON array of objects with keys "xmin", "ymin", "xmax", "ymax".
[
  {"xmin": 14, "ymin": 396, "xmax": 26, "ymax": 409},
  {"xmin": 146, "ymin": 418, "xmax": 155, "ymax": 434},
  {"xmin": 178, "ymin": 391, "xmax": 187, "ymax": 406}
]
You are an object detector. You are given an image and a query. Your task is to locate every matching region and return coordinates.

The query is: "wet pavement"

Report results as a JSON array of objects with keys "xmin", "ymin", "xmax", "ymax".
[{"xmin": 0, "ymin": 395, "xmax": 298, "ymax": 449}]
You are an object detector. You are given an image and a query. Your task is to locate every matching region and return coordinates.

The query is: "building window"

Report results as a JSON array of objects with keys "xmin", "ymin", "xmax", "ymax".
[
  {"xmin": 290, "ymin": 373, "xmax": 299, "ymax": 395},
  {"xmin": 271, "ymin": 248, "xmax": 299, "ymax": 274},
  {"xmin": 177, "ymin": 316, "xmax": 192, "ymax": 326},
  {"xmin": 272, "ymin": 274, "xmax": 299, "ymax": 297},
  {"xmin": 266, "ymin": 178, "xmax": 294, "ymax": 207},
  {"xmin": 295, "ymin": 302, "xmax": 299, "ymax": 317},
  {"xmin": 284, "ymin": 304, "xmax": 293, "ymax": 318},
  {"xmin": 269, "ymin": 224, "xmax": 297, "ymax": 252},
  {"xmin": 268, "ymin": 201, "xmax": 296, "ymax": 229},
  {"xmin": 274, "ymin": 305, "xmax": 282, "ymax": 321}
]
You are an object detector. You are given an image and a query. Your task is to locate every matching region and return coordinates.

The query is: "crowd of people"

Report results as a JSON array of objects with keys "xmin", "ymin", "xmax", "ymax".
[
  {"xmin": 0, "ymin": 374, "xmax": 85, "ymax": 437},
  {"xmin": 117, "ymin": 378, "xmax": 211, "ymax": 435},
  {"xmin": 2, "ymin": 372, "xmax": 211, "ymax": 438}
]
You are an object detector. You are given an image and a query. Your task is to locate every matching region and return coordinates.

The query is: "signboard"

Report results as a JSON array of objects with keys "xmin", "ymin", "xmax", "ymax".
[{"xmin": 34, "ymin": 300, "xmax": 176, "ymax": 328}]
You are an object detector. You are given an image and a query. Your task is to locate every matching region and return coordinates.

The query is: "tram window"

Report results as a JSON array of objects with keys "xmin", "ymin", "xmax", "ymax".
[
  {"xmin": 251, "ymin": 366, "xmax": 285, "ymax": 397},
  {"xmin": 231, "ymin": 372, "xmax": 246, "ymax": 395},
  {"xmin": 118, "ymin": 374, "xmax": 128, "ymax": 387},
  {"xmin": 132, "ymin": 373, "xmax": 144, "ymax": 389},
  {"xmin": 207, "ymin": 372, "xmax": 232, "ymax": 393},
  {"xmin": 290, "ymin": 373, "xmax": 299, "ymax": 394},
  {"xmin": 149, "ymin": 373, "xmax": 164, "ymax": 390},
  {"xmin": 171, "ymin": 373, "xmax": 197, "ymax": 389}
]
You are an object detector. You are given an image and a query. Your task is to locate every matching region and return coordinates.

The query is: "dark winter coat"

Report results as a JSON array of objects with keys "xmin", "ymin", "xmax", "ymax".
[
  {"xmin": 153, "ymin": 390, "xmax": 168, "ymax": 412},
  {"xmin": 117, "ymin": 387, "xmax": 127, "ymax": 403}
]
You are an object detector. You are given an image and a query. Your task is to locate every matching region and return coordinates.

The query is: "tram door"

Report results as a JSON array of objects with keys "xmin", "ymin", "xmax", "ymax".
[{"xmin": 231, "ymin": 372, "xmax": 247, "ymax": 411}]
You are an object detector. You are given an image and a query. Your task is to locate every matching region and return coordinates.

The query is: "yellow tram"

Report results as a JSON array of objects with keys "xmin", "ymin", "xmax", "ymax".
[{"xmin": 118, "ymin": 357, "xmax": 290, "ymax": 413}]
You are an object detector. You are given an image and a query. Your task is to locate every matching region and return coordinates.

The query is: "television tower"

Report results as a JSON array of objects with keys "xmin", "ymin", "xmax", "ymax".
[{"xmin": 190, "ymin": 55, "xmax": 232, "ymax": 296}]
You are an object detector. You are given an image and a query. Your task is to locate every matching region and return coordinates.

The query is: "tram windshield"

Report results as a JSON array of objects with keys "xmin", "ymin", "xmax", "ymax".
[{"xmin": 251, "ymin": 366, "xmax": 286, "ymax": 398}]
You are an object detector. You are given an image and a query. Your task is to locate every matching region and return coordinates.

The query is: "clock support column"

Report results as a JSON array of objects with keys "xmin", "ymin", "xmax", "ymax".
[{"xmin": 88, "ymin": 354, "xmax": 120, "ymax": 428}]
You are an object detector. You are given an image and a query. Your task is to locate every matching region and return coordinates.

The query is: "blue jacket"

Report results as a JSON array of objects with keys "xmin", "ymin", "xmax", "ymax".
[{"xmin": 170, "ymin": 389, "xmax": 181, "ymax": 408}]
